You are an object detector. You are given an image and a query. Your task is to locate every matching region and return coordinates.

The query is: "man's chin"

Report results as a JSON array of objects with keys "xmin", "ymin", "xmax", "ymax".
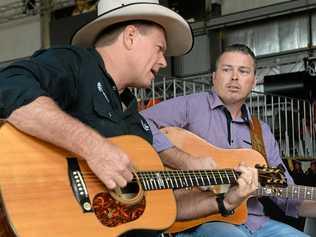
[
  {"xmin": 222, "ymin": 96, "xmax": 244, "ymax": 105},
  {"xmin": 138, "ymin": 82, "xmax": 152, "ymax": 89},
  {"xmin": 145, "ymin": 79, "xmax": 154, "ymax": 88}
]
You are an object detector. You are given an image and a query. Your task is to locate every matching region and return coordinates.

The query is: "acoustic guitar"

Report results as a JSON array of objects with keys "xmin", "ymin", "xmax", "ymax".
[
  {"xmin": 0, "ymin": 124, "xmax": 284, "ymax": 237},
  {"xmin": 161, "ymin": 126, "xmax": 269, "ymax": 233},
  {"xmin": 161, "ymin": 127, "xmax": 313, "ymax": 233}
]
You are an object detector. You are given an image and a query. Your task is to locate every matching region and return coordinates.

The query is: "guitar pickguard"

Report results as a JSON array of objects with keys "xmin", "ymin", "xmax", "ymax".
[
  {"xmin": 93, "ymin": 192, "xmax": 146, "ymax": 227},
  {"xmin": 67, "ymin": 158, "xmax": 147, "ymax": 227}
]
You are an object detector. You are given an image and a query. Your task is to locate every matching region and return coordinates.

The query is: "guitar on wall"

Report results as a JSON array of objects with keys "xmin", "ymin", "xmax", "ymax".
[
  {"xmin": 0, "ymin": 124, "xmax": 285, "ymax": 237},
  {"xmin": 160, "ymin": 127, "xmax": 315, "ymax": 234}
]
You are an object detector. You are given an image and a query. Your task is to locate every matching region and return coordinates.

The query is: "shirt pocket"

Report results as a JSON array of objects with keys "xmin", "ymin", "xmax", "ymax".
[
  {"xmin": 128, "ymin": 112, "xmax": 152, "ymax": 134},
  {"xmin": 93, "ymin": 93, "xmax": 119, "ymax": 122}
]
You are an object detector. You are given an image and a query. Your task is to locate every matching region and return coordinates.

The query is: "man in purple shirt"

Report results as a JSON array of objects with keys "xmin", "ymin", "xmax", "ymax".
[{"xmin": 141, "ymin": 44, "xmax": 315, "ymax": 236}]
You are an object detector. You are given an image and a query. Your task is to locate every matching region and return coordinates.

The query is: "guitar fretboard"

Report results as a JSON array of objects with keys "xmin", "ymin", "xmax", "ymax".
[
  {"xmin": 257, "ymin": 185, "xmax": 316, "ymax": 200},
  {"xmin": 135, "ymin": 169, "xmax": 239, "ymax": 191}
]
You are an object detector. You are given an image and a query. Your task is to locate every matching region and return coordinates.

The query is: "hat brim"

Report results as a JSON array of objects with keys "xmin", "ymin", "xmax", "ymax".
[{"xmin": 71, "ymin": 3, "xmax": 193, "ymax": 56}]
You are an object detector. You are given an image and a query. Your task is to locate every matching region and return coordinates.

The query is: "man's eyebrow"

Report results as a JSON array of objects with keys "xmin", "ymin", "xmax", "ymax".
[
  {"xmin": 220, "ymin": 64, "xmax": 252, "ymax": 69},
  {"xmin": 162, "ymin": 46, "xmax": 167, "ymax": 53},
  {"xmin": 239, "ymin": 66, "xmax": 252, "ymax": 69},
  {"xmin": 159, "ymin": 43, "xmax": 167, "ymax": 53}
]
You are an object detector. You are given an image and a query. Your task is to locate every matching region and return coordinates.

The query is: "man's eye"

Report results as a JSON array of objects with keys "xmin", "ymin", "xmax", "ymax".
[{"xmin": 240, "ymin": 69, "xmax": 250, "ymax": 74}]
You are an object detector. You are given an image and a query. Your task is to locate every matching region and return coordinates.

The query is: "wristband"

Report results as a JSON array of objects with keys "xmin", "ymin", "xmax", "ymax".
[{"xmin": 216, "ymin": 194, "xmax": 235, "ymax": 217}]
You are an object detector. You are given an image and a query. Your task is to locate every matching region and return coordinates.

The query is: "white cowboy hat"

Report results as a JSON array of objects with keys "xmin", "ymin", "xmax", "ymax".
[{"xmin": 71, "ymin": 0, "xmax": 193, "ymax": 56}]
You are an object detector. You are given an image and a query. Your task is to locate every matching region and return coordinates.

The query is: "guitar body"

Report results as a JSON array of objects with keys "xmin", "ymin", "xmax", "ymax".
[
  {"xmin": 160, "ymin": 127, "xmax": 267, "ymax": 233},
  {"xmin": 0, "ymin": 124, "xmax": 176, "ymax": 237}
]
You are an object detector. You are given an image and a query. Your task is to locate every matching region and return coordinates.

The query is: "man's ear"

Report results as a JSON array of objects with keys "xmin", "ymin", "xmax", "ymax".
[
  {"xmin": 252, "ymin": 76, "xmax": 257, "ymax": 89},
  {"xmin": 122, "ymin": 25, "xmax": 138, "ymax": 50},
  {"xmin": 211, "ymin": 71, "xmax": 216, "ymax": 84}
]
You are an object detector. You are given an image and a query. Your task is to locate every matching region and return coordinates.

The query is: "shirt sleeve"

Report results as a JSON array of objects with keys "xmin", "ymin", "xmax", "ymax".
[
  {"xmin": 0, "ymin": 47, "xmax": 80, "ymax": 118},
  {"xmin": 140, "ymin": 95, "xmax": 191, "ymax": 152},
  {"xmin": 261, "ymin": 121, "xmax": 302, "ymax": 217}
]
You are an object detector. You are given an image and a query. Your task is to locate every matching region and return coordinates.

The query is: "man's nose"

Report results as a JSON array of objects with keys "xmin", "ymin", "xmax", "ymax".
[
  {"xmin": 232, "ymin": 69, "xmax": 239, "ymax": 80},
  {"xmin": 159, "ymin": 55, "xmax": 167, "ymax": 68}
]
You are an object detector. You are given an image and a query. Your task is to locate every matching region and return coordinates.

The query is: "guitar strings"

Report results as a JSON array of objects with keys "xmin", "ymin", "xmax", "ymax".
[
  {"xmin": 81, "ymin": 171, "xmax": 282, "ymax": 188},
  {"xmin": 82, "ymin": 170, "xmax": 279, "ymax": 179}
]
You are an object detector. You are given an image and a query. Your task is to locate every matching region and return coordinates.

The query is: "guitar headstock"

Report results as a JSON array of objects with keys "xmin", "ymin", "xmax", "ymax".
[{"xmin": 255, "ymin": 164, "xmax": 287, "ymax": 187}]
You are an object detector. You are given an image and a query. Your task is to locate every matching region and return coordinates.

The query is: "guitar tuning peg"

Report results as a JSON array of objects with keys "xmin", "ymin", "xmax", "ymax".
[
  {"xmin": 255, "ymin": 164, "xmax": 265, "ymax": 169},
  {"xmin": 277, "ymin": 164, "xmax": 286, "ymax": 173}
]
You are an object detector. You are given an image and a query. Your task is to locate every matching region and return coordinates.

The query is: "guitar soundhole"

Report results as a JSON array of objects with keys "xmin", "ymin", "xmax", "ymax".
[{"xmin": 92, "ymin": 191, "xmax": 146, "ymax": 227}]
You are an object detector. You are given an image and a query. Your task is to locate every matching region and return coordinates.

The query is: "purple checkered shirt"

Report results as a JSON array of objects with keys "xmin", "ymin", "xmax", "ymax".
[{"xmin": 141, "ymin": 90, "xmax": 301, "ymax": 231}]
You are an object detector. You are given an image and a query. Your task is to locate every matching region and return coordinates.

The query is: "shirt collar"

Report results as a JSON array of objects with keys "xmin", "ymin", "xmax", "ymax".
[
  {"xmin": 92, "ymin": 48, "xmax": 134, "ymax": 112},
  {"xmin": 208, "ymin": 89, "xmax": 225, "ymax": 110},
  {"xmin": 208, "ymin": 89, "xmax": 251, "ymax": 123},
  {"xmin": 91, "ymin": 48, "xmax": 106, "ymax": 70},
  {"xmin": 92, "ymin": 48, "xmax": 126, "ymax": 94},
  {"xmin": 241, "ymin": 104, "xmax": 252, "ymax": 123}
]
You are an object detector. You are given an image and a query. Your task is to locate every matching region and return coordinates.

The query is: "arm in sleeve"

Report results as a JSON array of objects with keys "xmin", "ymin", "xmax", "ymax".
[
  {"xmin": 261, "ymin": 122, "xmax": 302, "ymax": 217},
  {"xmin": 140, "ymin": 95, "xmax": 190, "ymax": 152},
  {"xmin": 0, "ymin": 47, "xmax": 80, "ymax": 118}
]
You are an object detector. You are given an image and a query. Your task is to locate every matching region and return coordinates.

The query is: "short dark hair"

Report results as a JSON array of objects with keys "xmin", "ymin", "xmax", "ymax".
[
  {"xmin": 94, "ymin": 20, "xmax": 163, "ymax": 47},
  {"xmin": 215, "ymin": 44, "xmax": 256, "ymax": 71}
]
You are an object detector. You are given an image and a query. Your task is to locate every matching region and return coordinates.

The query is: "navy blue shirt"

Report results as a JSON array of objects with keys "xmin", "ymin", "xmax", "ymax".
[{"xmin": 0, "ymin": 46, "xmax": 153, "ymax": 144}]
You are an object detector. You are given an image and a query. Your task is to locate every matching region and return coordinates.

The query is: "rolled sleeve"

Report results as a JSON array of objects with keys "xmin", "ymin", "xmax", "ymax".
[
  {"xmin": 0, "ymin": 47, "xmax": 80, "ymax": 118},
  {"xmin": 141, "ymin": 95, "xmax": 190, "ymax": 152},
  {"xmin": 141, "ymin": 105, "xmax": 175, "ymax": 152},
  {"xmin": 152, "ymin": 129, "xmax": 174, "ymax": 152},
  {"xmin": 0, "ymin": 64, "xmax": 48, "ymax": 118}
]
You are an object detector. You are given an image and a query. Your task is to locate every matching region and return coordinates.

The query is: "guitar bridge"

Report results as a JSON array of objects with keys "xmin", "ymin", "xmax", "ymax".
[{"xmin": 67, "ymin": 157, "xmax": 93, "ymax": 212}]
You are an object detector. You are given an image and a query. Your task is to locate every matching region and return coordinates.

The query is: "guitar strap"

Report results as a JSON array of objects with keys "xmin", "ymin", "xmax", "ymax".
[
  {"xmin": 249, "ymin": 116, "xmax": 284, "ymax": 216},
  {"xmin": 249, "ymin": 116, "xmax": 268, "ymax": 163}
]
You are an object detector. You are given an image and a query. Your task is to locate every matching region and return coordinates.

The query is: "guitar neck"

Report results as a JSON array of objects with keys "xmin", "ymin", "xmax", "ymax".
[
  {"xmin": 257, "ymin": 185, "xmax": 316, "ymax": 200},
  {"xmin": 136, "ymin": 169, "xmax": 239, "ymax": 191}
]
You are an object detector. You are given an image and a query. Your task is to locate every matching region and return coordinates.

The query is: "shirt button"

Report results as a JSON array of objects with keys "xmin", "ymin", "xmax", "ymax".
[{"xmin": 231, "ymin": 140, "xmax": 234, "ymax": 143}]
